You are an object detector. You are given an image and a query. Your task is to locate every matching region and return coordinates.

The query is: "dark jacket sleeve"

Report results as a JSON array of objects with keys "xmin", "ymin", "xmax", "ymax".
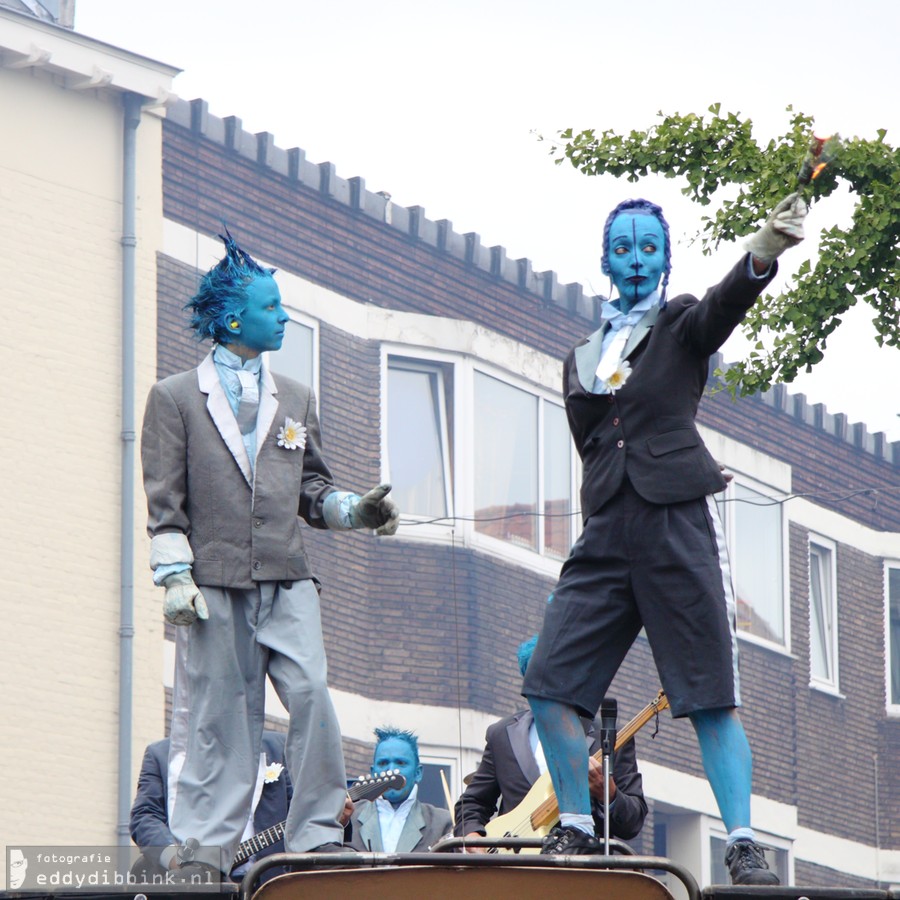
[
  {"xmin": 129, "ymin": 742, "xmax": 176, "ymax": 864},
  {"xmin": 667, "ymin": 253, "xmax": 777, "ymax": 358},
  {"xmin": 453, "ymin": 724, "xmax": 503, "ymax": 836},
  {"xmin": 590, "ymin": 737, "xmax": 648, "ymax": 841}
]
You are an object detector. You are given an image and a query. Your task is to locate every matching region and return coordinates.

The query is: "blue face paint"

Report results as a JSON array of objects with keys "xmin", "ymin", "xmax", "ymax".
[
  {"xmin": 225, "ymin": 274, "xmax": 288, "ymax": 356},
  {"xmin": 606, "ymin": 213, "xmax": 666, "ymax": 311},
  {"xmin": 372, "ymin": 736, "xmax": 422, "ymax": 806}
]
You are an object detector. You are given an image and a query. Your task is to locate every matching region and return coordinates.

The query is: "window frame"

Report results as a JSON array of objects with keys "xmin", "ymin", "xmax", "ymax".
[
  {"xmin": 716, "ymin": 471, "xmax": 791, "ymax": 654},
  {"xmin": 383, "ymin": 355, "xmax": 454, "ymax": 525},
  {"xmin": 885, "ymin": 561, "xmax": 900, "ymax": 716},
  {"xmin": 380, "ymin": 346, "xmax": 579, "ymax": 574},
  {"xmin": 265, "ymin": 309, "xmax": 319, "ymax": 396},
  {"xmin": 468, "ymin": 360, "xmax": 578, "ymax": 569},
  {"xmin": 808, "ymin": 534, "xmax": 840, "ymax": 693}
]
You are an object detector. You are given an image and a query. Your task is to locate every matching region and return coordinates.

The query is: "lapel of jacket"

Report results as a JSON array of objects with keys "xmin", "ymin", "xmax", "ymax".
[
  {"xmin": 197, "ymin": 352, "xmax": 253, "ymax": 488},
  {"xmin": 622, "ymin": 303, "xmax": 660, "ymax": 359},
  {"xmin": 254, "ymin": 363, "xmax": 279, "ymax": 470},
  {"xmin": 396, "ymin": 800, "xmax": 427, "ymax": 853},
  {"xmin": 357, "ymin": 802, "xmax": 384, "ymax": 852},
  {"xmin": 507, "ymin": 711, "xmax": 542, "ymax": 785},
  {"xmin": 573, "ymin": 325, "xmax": 608, "ymax": 393}
]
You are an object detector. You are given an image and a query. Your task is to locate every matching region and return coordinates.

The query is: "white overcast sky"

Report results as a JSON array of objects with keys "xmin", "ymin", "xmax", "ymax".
[{"xmin": 75, "ymin": 0, "xmax": 900, "ymax": 440}]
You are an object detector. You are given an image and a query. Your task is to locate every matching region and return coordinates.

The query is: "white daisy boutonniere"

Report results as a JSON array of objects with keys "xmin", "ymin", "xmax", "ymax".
[
  {"xmin": 605, "ymin": 360, "xmax": 632, "ymax": 394},
  {"xmin": 263, "ymin": 761, "xmax": 285, "ymax": 784},
  {"xmin": 277, "ymin": 417, "xmax": 307, "ymax": 450}
]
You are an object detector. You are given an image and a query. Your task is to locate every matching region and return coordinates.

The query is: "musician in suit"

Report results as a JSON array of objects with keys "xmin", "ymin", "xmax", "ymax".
[
  {"xmin": 348, "ymin": 727, "xmax": 452, "ymax": 853},
  {"xmin": 454, "ymin": 636, "xmax": 646, "ymax": 846},
  {"xmin": 141, "ymin": 232, "xmax": 399, "ymax": 872},
  {"xmin": 130, "ymin": 731, "xmax": 292, "ymax": 875},
  {"xmin": 522, "ymin": 195, "xmax": 807, "ymax": 883}
]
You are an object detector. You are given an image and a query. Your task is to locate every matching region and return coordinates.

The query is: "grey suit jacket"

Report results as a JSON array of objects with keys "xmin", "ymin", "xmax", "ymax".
[
  {"xmin": 349, "ymin": 798, "xmax": 452, "ymax": 853},
  {"xmin": 141, "ymin": 352, "xmax": 337, "ymax": 589}
]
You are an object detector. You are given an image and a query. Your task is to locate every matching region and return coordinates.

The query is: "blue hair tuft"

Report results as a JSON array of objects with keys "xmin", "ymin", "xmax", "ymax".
[
  {"xmin": 185, "ymin": 227, "xmax": 276, "ymax": 343},
  {"xmin": 374, "ymin": 726, "xmax": 420, "ymax": 765}
]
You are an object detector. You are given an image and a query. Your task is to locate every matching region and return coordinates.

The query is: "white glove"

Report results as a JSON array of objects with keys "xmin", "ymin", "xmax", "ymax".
[
  {"xmin": 162, "ymin": 571, "xmax": 209, "ymax": 626},
  {"xmin": 744, "ymin": 192, "xmax": 808, "ymax": 263},
  {"xmin": 349, "ymin": 483, "xmax": 400, "ymax": 536}
]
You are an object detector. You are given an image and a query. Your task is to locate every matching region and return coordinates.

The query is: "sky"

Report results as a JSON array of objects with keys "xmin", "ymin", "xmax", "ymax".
[{"xmin": 74, "ymin": 0, "xmax": 900, "ymax": 441}]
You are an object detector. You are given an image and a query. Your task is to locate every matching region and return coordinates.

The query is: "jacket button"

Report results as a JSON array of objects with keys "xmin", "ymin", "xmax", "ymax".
[
  {"xmin": 252, "ymin": 560, "xmax": 262, "ymax": 570},
  {"xmin": 613, "ymin": 417, "xmax": 620, "ymax": 426},
  {"xmin": 254, "ymin": 520, "xmax": 263, "ymax": 528},
  {"xmin": 617, "ymin": 440, "xmax": 624, "ymax": 449},
  {"xmin": 608, "ymin": 396, "xmax": 615, "ymax": 405}
]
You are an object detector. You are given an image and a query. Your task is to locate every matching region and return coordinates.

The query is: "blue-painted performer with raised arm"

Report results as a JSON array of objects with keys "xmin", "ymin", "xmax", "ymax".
[
  {"xmin": 141, "ymin": 231, "xmax": 399, "ymax": 875},
  {"xmin": 522, "ymin": 195, "xmax": 807, "ymax": 884}
]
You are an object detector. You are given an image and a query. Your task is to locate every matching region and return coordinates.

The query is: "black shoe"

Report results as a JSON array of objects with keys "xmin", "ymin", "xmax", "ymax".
[
  {"xmin": 725, "ymin": 839, "xmax": 779, "ymax": 885},
  {"xmin": 540, "ymin": 824, "xmax": 601, "ymax": 856}
]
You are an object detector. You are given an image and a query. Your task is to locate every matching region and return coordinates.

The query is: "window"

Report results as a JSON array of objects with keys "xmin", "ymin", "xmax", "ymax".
[
  {"xmin": 383, "ymin": 351, "xmax": 578, "ymax": 565},
  {"xmin": 268, "ymin": 317, "xmax": 315, "ymax": 388},
  {"xmin": 887, "ymin": 564, "xmax": 900, "ymax": 709},
  {"xmin": 474, "ymin": 372, "xmax": 539, "ymax": 550},
  {"xmin": 809, "ymin": 537, "xmax": 838, "ymax": 689},
  {"xmin": 386, "ymin": 358, "xmax": 453, "ymax": 519},
  {"xmin": 417, "ymin": 758, "xmax": 455, "ymax": 810},
  {"xmin": 473, "ymin": 371, "xmax": 574, "ymax": 558},
  {"xmin": 717, "ymin": 479, "xmax": 786, "ymax": 646}
]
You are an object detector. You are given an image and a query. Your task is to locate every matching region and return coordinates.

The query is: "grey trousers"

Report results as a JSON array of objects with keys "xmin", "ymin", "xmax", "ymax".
[{"xmin": 168, "ymin": 579, "xmax": 347, "ymax": 869}]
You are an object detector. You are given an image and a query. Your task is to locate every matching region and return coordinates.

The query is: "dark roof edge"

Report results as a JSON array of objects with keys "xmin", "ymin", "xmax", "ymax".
[
  {"xmin": 166, "ymin": 97, "xmax": 601, "ymax": 324},
  {"xmin": 709, "ymin": 353, "xmax": 899, "ymax": 466}
]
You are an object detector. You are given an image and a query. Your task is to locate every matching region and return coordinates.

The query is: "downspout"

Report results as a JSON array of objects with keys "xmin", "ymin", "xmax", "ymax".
[{"xmin": 118, "ymin": 90, "xmax": 142, "ymax": 846}]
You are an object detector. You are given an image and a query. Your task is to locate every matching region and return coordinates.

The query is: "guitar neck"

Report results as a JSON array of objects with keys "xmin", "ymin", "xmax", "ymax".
[
  {"xmin": 591, "ymin": 690, "xmax": 670, "ymax": 764},
  {"xmin": 231, "ymin": 769, "xmax": 405, "ymax": 868}
]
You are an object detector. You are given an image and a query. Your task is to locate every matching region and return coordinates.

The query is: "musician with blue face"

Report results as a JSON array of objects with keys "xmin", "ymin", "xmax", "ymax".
[
  {"xmin": 348, "ymin": 727, "xmax": 452, "ymax": 853},
  {"xmin": 141, "ymin": 232, "xmax": 400, "ymax": 874},
  {"xmin": 522, "ymin": 195, "xmax": 807, "ymax": 884}
]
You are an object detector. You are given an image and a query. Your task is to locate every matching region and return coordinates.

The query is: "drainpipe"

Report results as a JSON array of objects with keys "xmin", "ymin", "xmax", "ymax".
[{"xmin": 118, "ymin": 90, "xmax": 142, "ymax": 846}]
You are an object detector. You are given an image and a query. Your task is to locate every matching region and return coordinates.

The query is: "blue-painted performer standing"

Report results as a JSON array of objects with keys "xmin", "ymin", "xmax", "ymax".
[
  {"xmin": 141, "ymin": 232, "xmax": 399, "ymax": 873},
  {"xmin": 522, "ymin": 195, "xmax": 807, "ymax": 884}
]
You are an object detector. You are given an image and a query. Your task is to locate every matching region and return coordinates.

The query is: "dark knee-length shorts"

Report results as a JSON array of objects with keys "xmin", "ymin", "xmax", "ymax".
[{"xmin": 522, "ymin": 480, "xmax": 741, "ymax": 719}]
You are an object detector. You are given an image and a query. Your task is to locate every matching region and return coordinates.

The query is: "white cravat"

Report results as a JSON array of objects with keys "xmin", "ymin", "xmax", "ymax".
[{"xmin": 594, "ymin": 323, "xmax": 633, "ymax": 385}]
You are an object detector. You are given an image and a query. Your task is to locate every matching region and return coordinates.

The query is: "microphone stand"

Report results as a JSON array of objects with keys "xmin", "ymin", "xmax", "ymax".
[{"xmin": 599, "ymin": 699, "xmax": 617, "ymax": 856}]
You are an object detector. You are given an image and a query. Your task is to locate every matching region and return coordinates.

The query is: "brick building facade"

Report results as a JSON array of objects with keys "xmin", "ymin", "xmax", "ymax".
[{"xmin": 152, "ymin": 97, "xmax": 900, "ymax": 892}]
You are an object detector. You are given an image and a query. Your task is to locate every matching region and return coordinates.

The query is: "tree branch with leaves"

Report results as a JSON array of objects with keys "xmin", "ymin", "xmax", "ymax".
[{"xmin": 551, "ymin": 105, "xmax": 900, "ymax": 396}]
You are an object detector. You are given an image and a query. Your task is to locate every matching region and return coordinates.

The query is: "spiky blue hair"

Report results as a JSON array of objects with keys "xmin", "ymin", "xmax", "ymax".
[
  {"xmin": 185, "ymin": 228, "xmax": 276, "ymax": 343},
  {"xmin": 600, "ymin": 198, "xmax": 672, "ymax": 302},
  {"xmin": 374, "ymin": 726, "xmax": 420, "ymax": 765},
  {"xmin": 517, "ymin": 634, "xmax": 539, "ymax": 677}
]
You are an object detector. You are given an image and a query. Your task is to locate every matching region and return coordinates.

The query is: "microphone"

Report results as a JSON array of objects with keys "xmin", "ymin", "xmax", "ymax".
[{"xmin": 600, "ymin": 698, "xmax": 618, "ymax": 756}]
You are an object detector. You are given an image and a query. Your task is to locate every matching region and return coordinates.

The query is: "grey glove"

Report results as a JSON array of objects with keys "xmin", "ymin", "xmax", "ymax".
[
  {"xmin": 162, "ymin": 571, "xmax": 209, "ymax": 626},
  {"xmin": 744, "ymin": 192, "xmax": 808, "ymax": 263},
  {"xmin": 350, "ymin": 483, "xmax": 400, "ymax": 536}
]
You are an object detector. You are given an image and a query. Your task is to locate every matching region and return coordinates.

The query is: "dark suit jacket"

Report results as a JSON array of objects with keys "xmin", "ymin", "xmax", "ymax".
[
  {"xmin": 454, "ymin": 708, "xmax": 647, "ymax": 840},
  {"xmin": 566, "ymin": 255, "xmax": 776, "ymax": 520},
  {"xmin": 349, "ymin": 797, "xmax": 452, "ymax": 852},
  {"xmin": 130, "ymin": 732, "xmax": 292, "ymax": 867}
]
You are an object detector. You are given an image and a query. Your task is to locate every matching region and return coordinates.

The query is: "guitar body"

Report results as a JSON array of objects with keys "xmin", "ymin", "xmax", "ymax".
[
  {"xmin": 480, "ymin": 691, "xmax": 669, "ymax": 855},
  {"xmin": 484, "ymin": 772, "xmax": 555, "ymax": 854}
]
